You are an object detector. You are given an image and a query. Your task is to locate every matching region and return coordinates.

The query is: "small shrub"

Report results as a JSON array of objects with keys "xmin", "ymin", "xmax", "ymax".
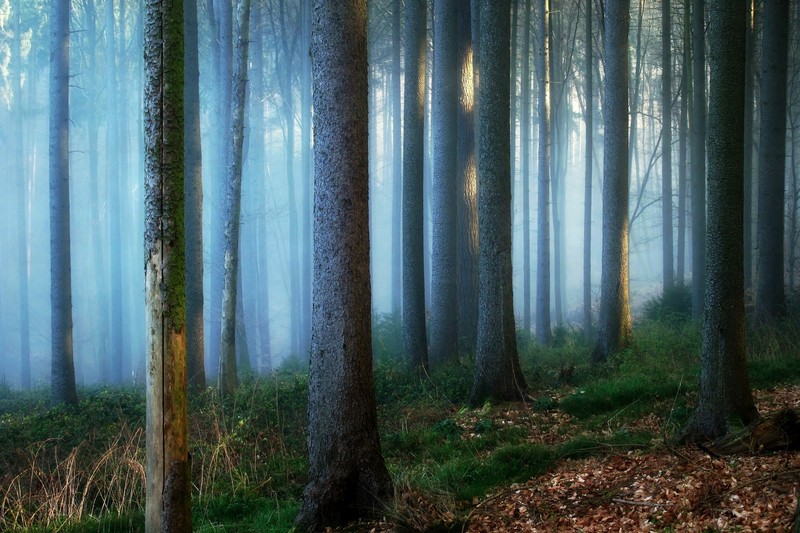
[{"xmin": 642, "ymin": 282, "xmax": 692, "ymax": 324}]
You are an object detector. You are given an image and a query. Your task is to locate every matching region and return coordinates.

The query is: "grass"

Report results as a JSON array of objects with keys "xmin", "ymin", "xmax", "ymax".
[{"xmin": 2, "ymin": 310, "xmax": 800, "ymax": 531}]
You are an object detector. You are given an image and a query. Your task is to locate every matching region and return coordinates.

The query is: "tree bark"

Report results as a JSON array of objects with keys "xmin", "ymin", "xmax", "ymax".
[
  {"xmin": 690, "ymin": 0, "xmax": 706, "ymax": 318},
  {"xmin": 520, "ymin": 0, "xmax": 532, "ymax": 335},
  {"xmin": 662, "ymin": 0, "xmax": 674, "ymax": 291},
  {"xmin": 678, "ymin": 0, "xmax": 759, "ymax": 443},
  {"xmin": 403, "ymin": 0, "xmax": 428, "ymax": 370},
  {"xmin": 592, "ymin": 0, "xmax": 632, "ymax": 363},
  {"xmin": 471, "ymin": 0, "xmax": 527, "ymax": 406},
  {"xmin": 430, "ymin": 0, "xmax": 459, "ymax": 366},
  {"xmin": 144, "ymin": 0, "xmax": 191, "ymax": 530},
  {"xmin": 535, "ymin": 0, "xmax": 552, "ymax": 346},
  {"xmin": 184, "ymin": 0, "xmax": 205, "ymax": 390},
  {"xmin": 756, "ymin": 0, "xmax": 789, "ymax": 320},
  {"xmin": 296, "ymin": 1, "xmax": 393, "ymax": 528},
  {"xmin": 583, "ymin": 0, "xmax": 593, "ymax": 340},
  {"xmin": 50, "ymin": 0, "xmax": 78, "ymax": 406}
]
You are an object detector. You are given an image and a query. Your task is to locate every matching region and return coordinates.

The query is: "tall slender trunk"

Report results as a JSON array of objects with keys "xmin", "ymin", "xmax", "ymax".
[
  {"xmin": 691, "ymin": 0, "xmax": 706, "ymax": 318},
  {"xmin": 743, "ymin": 0, "xmax": 755, "ymax": 293},
  {"xmin": 520, "ymin": 0, "xmax": 532, "ymax": 334},
  {"xmin": 391, "ymin": 0, "xmax": 403, "ymax": 317},
  {"xmin": 662, "ymin": 0, "xmax": 674, "ymax": 291},
  {"xmin": 300, "ymin": 0, "xmax": 312, "ymax": 358},
  {"xmin": 535, "ymin": 0, "xmax": 552, "ymax": 345},
  {"xmin": 583, "ymin": 0, "xmax": 593, "ymax": 339},
  {"xmin": 677, "ymin": 0, "xmax": 689, "ymax": 284}
]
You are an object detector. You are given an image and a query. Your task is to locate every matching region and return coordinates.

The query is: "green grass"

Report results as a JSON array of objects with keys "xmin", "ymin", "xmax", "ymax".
[{"xmin": 3, "ymin": 311, "xmax": 800, "ymax": 531}]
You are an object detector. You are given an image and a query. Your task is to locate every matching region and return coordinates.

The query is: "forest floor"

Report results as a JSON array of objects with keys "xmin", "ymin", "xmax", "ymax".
[{"xmin": 1, "ymin": 312, "xmax": 800, "ymax": 532}]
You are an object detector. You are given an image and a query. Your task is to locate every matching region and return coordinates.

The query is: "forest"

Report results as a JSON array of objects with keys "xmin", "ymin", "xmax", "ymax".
[{"xmin": 1, "ymin": 0, "xmax": 799, "ymax": 531}]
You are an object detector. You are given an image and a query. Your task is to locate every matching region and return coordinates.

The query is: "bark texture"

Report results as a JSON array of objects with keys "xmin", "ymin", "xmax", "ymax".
[
  {"xmin": 592, "ymin": 0, "xmax": 632, "ymax": 363},
  {"xmin": 535, "ymin": 0, "xmax": 552, "ymax": 345},
  {"xmin": 679, "ymin": 0, "xmax": 759, "ymax": 443},
  {"xmin": 471, "ymin": 0, "xmax": 527, "ymax": 405},
  {"xmin": 756, "ymin": 0, "xmax": 789, "ymax": 319},
  {"xmin": 50, "ymin": 0, "xmax": 78, "ymax": 406},
  {"xmin": 144, "ymin": 0, "xmax": 191, "ymax": 530},
  {"xmin": 662, "ymin": 0, "xmax": 674, "ymax": 291},
  {"xmin": 690, "ymin": 0, "xmax": 706, "ymax": 318},
  {"xmin": 296, "ymin": 1, "xmax": 392, "ymax": 529},
  {"xmin": 583, "ymin": 0, "xmax": 593, "ymax": 340},
  {"xmin": 430, "ymin": 0, "xmax": 459, "ymax": 366},
  {"xmin": 403, "ymin": 0, "xmax": 428, "ymax": 370}
]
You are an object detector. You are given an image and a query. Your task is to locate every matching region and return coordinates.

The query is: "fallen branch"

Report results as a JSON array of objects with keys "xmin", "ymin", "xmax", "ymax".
[{"xmin": 611, "ymin": 498, "xmax": 666, "ymax": 509}]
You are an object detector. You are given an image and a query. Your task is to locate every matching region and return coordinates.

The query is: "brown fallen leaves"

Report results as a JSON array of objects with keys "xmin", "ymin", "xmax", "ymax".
[{"xmin": 344, "ymin": 385, "xmax": 800, "ymax": 532}]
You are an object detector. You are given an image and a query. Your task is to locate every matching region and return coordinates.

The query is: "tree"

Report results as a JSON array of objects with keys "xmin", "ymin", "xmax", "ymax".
[
  {"xmin": 391, "ymin": 0, "xmax": 402, "ymax": 316},
  {"xmin": 295, "ymin": 0, "xmax": 393, "ymax": 529},
  {"xmin": 743, "ymin": 0, "xmax": 756, "ymax": 292},
  {"xmin": 520, "ymin": 0, "xmax": 532, "ymax": 335},
  {"xmin": 456, "ymin": 0, "xmax": 478, "ymax": 353},
  {"xmin": 756, "ymin": 0, "xmax": 789, "ymax": 320},
  {"xmin": 184, "ymin": 0, "xmax": 205, "ymax": 390},
  {"xmin": 471, "ymin": 0, "xmax": 527, "ymax": 405},
  {"xmin": 218, "ymin": 0, "xmax": 252, "ymax": 396},
  {"xmin": 403, "ymin": 0, "xmax": 428, "ymax": 370},
  {"xmin": 430, "ymin": 0, "xmax": 459, "ymax": 366},
  {"xmin": 677, "ymin": 0, "xmax": 689, "ymax": 283},
  {"xmin": 691, "ymin": 0, "xmax": 706, "ymax": 318},
  {"xmin": 50, "ymin": 0, "xmax": 78, "ymax": 406},
  {"xmin": 144, "ymin": 0, "xmax": 191, "ymax": 529},
  {"xmin": 662, "ymin": 0, "xmax": 674, "ymax": 291},
  {"xmin": 583, "ymin": 0, "xmax": 593, "ymax": 340},
  {"xmin": 678, "ymin": 0, "xmax": 759, "ymax": 442},
  {"xmin": 535, "ymin": 0, "xmax": 552, "ymax": 346},
  {"xmin": 592, "ymin": 0, "xmax": 632, "ymax": 364}
]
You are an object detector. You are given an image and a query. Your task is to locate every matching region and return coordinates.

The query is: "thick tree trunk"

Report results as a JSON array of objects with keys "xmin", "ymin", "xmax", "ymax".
[
  {"xmin": 430, "ymin": 0, "xmax": 459, "ymax": 366},
  {"xmin": 296, "ymin": 2, "xmax": 393, "ymax": 528},
  {"xmin": 679, "ymin": 0, "xmax": 759, "ymax": 443},
  {"xmin": 471, "ymin": 0, "xmax": 527, "ymax": 406},
  {"xmin": 592, "ymin": 0, "xmax": 632, "ymax": 363},
  {"xmin": 456, "ymin": 0, "xmax": 478, "ymax": 353},
  {"xmin": 756, "ymin": 0, "xmax": 789, "ymax": 320},
  {"xmin": 50, "ymin": 0, "xmax": 78, "ymax": 406},
  {"xmin": 535, "ymin": 0, "xmax": 552, "ymax": 346},
  {"xmin": 144, "ymin": 0, "xmax": 191, "ymax": 530},
  {"xmin": 219, "ymin": 0, "xmax": 252, "ymax": 396},
  {"xmin": 403, "ymin": 0, "xmax": 428, "ymax": 370},
  {"xmin": 184, "ymin": 0, "xmax": 205, "ymax": 390}
]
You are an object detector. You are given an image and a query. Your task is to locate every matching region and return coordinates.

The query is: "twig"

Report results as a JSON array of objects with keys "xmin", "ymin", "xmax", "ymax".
[{"xmin": 611, "ymin": 498, "xmax": 666, "ymax": 509}]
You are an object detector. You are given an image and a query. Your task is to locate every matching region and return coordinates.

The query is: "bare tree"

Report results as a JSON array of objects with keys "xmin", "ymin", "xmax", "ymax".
[{"xmin": 535, "ymin": 0, "xmax": 552, "ymax": 345}]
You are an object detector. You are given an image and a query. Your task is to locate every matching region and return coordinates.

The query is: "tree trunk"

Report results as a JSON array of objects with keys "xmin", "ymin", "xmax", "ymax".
[
  {"xmin": 403, "ymin": 0, "xmax": 428, "ymax": 370},
  {"xmin": 743, "ymin": 0, "xmax": 755, "ymax": 294},
  {"xmin": 296, "ymin": 2, "xmax": 393, "ymax": 528},
  {"xmin": 430, "ymin": 0, "xmax": 459, "ymax": 366},
  {"xmin": 535, "ymin": 0, "xmax": 552, "ymax": 346},
  {"xmin": 583, "ymin": 0, "xmax": 593, "ymax": 340},
  {"xmin": 391, "ymin": 0, "xmax": 403, "ymax": 317},
  {"xmin": 678, "ymin": 0, "xmax": 759, "ymax": 442},
  {"xmin": 456, "ymin": 0, "xmax": 479, "ymax": 354},
  {"xmin": 592, "ymin": 0, "xmax": 632, "ymax": 364},
  {"xmin": 677, "ymin": 0, "xmax": 689, "ymax": 284},
  {"xmin": 184, "ymin": 0, "xmax": 205, "ymax": 390},
  {"xmin": 471, "ymin": 0, "xmax": 527, "ymax": 406},
  {"xmin": 756, "ymin": 0, "xmax": 789, "ymax": 320},
  {"xmin": 662, "ymin": 0, "xmax": 674, "ymax": 291},
  {"xmin": 219, "ymin": 0, "xmax": 252, "ymax": 396},
  {"xmin": 520, "ymin": 0, "xmax": 532, "ymax": 335},
  {"xmin": 300, "ymin": 0, "xmax": 312, "ymax": 359},
  {"xmin": 144, "ymin": 0, "xmax": 191, "ymax": 528},
  {"xmin": 690, "ymin": 0, "xmax": 706, "ymax": 318},
  {"xmin": 50, "ymin": 0, "xmax": 78, "ymax": 406}
]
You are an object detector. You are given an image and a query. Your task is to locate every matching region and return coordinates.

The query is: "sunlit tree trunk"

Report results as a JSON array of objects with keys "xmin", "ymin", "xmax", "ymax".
[
  {"xmin": 592, "ymin": 0, "xmax": 632, "ymax": 363},
  {"xmin": 219, "ymin": 0, "xmax": 252, "ymax": 396},
  {"xmin": 679, "ymin": 0, "xmax": 759, "ymax": 442},
  {"xmin": 184, "ymin": 0, "xmax": 205, "ymax": 390},
  {"xmin": 535, "ymin": 0, "xmax": 552, "ymax": 345},
  {"xmin": 430, "ymin": 0, "xmax": 459, "ymax": 366},
  {"xmin": 403, "ymin": 0, "xmax": 428, "ymax": 370},
  {"xmin": 296, "ymin": 1, "xmax": 393, "ymax": 528},
  {"xmin": 144, "ymin": 0, "xmax": 191, "ymax": 528},
  {"xmin": 662, "ymin": 0, "xmax": 674, "ymax": 291},
  {"xmin": 691, "ymin": 0, "xmax": 706, "ymax": 318},
  {"xmin": 756, "ymin": 0, "xmax": 789, "ymax": 320},
  {"xmin": 456, "ymin": 0, "xmax": 478, "ymax": 353},
  {"xmin": 50, "ymin": 0, "xmax": 78, "ymax": 406},
  {"xmin": 471, "ymin": 0, "xmax": 527, "ymax": 405}
]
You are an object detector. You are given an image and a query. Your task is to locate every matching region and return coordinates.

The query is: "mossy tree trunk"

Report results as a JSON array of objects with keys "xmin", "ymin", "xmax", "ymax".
[{"xmin": 144, "ymin": 0, "xmax": 191, "ymax": 530}]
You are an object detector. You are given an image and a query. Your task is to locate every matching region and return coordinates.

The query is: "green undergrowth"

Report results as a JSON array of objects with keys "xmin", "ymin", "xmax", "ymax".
[{"xmin": 3, "ymin": 311, "xmax": 800, "ymax": 531}]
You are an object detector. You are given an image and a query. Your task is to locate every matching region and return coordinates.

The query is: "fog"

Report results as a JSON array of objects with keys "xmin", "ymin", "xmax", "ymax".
[{"xmin": 0, "ymin": 0, "xmax": 717, "ymax": 389}]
